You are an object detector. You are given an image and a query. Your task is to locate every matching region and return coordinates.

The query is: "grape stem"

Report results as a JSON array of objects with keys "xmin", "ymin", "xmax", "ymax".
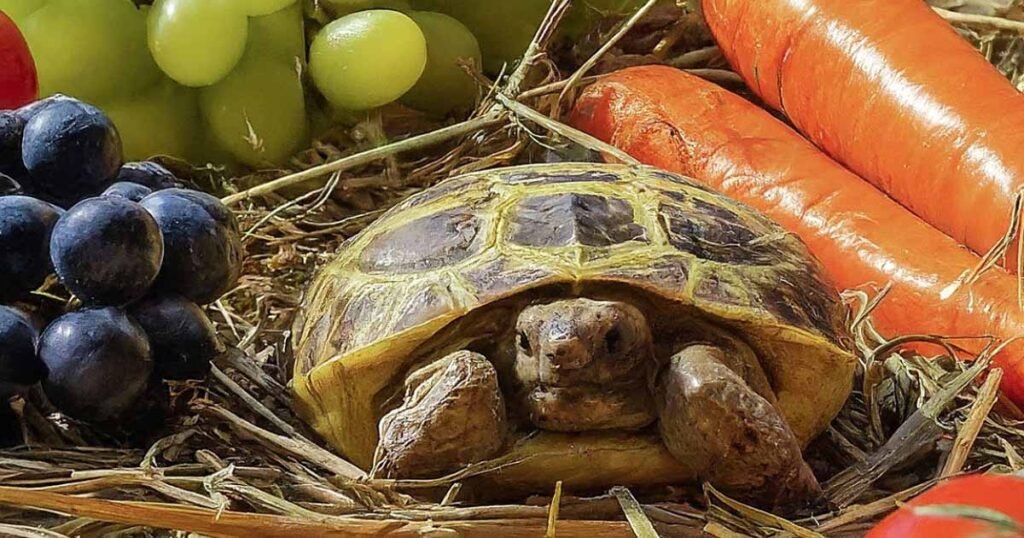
[
  {"xmin": 493, "ymin": 93, "xmax": 639, "ymax": 166},
  {"xmin": 357, "ymin": 110, "xmax": 402, "ymax": 187},
  {"xmin": 516, "ymin": 68, "xmax": 742, "ymax": 101},
  {"xmin": 932, "ymin": 6, "xmax": 1024, "ymax": 33},
  {"xmin": 497, "ymin": 0, "xmax": 575, "ymax": 100},
  {"xmin": 221, "ymin": 113, "xmax": 503, "ymax": 206},
  {"xmin": 667, "ymin": 46, "xmax": 722, "ymax": 68}
]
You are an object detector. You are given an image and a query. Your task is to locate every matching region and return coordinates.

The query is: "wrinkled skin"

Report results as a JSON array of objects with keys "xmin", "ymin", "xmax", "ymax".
[
  {"xmin": 656, "ymin": 345, "xmax": 821, "ymax": 508},
  {"xmin": 514, "ymin": 300, "xmax": 656, "ymax": 431},
  {"xmin": 374, "ymin": 298, "xmax": 821, "ymax": 508},
  {"xmin": 374, "ymin": 351, "xmax": 508, "ymax": 479}
]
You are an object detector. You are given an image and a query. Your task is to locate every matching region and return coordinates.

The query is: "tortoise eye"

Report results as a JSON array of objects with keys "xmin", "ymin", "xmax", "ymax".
[
  {"xmin": 517, "ymin": 331, "xmax": 533, "ymax": 355},
  {"xmin": 605, "ymin": 327, "xmax": 622, "ymax": 355}
]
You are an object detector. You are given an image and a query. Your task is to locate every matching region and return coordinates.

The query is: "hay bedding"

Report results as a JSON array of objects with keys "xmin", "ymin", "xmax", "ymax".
[{"xmin": 2, "ymin": 1, "xmax": 1024, "ymax": 536}]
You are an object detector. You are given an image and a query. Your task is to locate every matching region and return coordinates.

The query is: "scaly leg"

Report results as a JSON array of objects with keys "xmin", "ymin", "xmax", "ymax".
[
  {"xmin": 656, "ymin": 344, "xmax": 821, "ymax": 510},
  {"xmin": 372, "ymin": 350, "xmax": 508, "ymax": 479}
]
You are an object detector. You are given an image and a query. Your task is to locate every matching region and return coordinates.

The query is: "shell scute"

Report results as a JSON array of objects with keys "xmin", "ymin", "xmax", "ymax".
[
  {"xmin": 393, "ymin": 174, "xmax": 485, "ymax": 211},
  {"xmin": 359, "ymin": 208, "xmax": 487, "ymax": 273},
  {"xmin": 332, "ymin": 283, "xmax": 399, "ymax": 356},
  {"xmin": 772, "ymin": 270, "xmax": 845, "ymax": 341},
  {"xmin": 462, "ymin": 257, "xmax": 559, "ymax": 303},
  {"xmin": 599, "ymin": 256, "xmax": 691, "ymax": 295},
  {"xmin": 507, "ymin": 193, "xmax": 647, "ymax": 248},
  {"xmin": 659, "ymin": 203, "xmax": 775, "ymax": 265},
  {"xmin": 393, "ymin": 283, "xmax": 458, "ymax": 334},
  {"xmin": 693, "ymin": 272, "xmax": 750, "ymax": 307}
]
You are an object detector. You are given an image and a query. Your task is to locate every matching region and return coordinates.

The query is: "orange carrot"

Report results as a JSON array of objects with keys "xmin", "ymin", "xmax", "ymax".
[
  {"xmin": 700, "ymin": 0, "xmax": 1024, "ymax": 267},
  {"xmin": 569, "ymin": 65, "xmax": 1024, "ymax": 406}
]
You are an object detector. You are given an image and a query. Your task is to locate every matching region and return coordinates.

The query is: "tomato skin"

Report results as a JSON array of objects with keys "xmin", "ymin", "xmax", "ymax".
[
  {"xmin": 0, "ymin": 10, "xmax": 38, "ymax": 109},
  {"xmin": 868, "ymin": 475, "xmax": 1024, "ymax": 538}
]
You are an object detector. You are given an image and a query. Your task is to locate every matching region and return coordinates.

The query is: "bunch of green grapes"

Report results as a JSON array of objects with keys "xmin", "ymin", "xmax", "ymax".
[
  {"xmin": 7, "ymin": 0, "xmax": 644, "ymax": 165},
  {"xmin": 9, "ymin": 0, "xmax": 309, "ymax": 166}
]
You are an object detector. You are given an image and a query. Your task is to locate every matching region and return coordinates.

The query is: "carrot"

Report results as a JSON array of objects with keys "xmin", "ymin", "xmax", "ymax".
[
  {"xmin": 569, "ymin": 65, "xmax": 1024, "ymax": 406},
  {"xmin": 699, "ymin": 0, "xmax": 1024, "ymax": 268}
]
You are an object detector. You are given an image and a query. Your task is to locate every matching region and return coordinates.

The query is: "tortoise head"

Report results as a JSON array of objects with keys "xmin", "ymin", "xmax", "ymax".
[{"xmin": 513, "ymin": 298, "xmax": 658, "ymax": 432}]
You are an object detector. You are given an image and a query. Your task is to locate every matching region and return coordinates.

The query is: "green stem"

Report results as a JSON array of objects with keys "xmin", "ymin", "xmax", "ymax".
[{"xmin": 222, "ymin": 113, "xmax": 503, "ymax": 206}]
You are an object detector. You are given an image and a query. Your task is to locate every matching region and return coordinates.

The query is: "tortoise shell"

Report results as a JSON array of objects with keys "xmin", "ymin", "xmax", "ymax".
[{"xmin": 292, "ymin": 163, "xmax": 854, "ymax": 486}]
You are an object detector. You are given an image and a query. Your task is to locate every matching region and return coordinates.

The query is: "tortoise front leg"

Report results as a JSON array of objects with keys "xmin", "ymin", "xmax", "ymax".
[
  {"xmin": 372, "ymin": 350, "xmax": 508, "ymax": 479},
  {"xmin": 656, "ymin": 345, "xmax": 821, "ymax": 510}
]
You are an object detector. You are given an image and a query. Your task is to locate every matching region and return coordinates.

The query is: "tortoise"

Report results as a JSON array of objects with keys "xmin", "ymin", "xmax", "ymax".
[{"xmin": 292, "ymin": 163, "xmax": 855, "ymax": 507}]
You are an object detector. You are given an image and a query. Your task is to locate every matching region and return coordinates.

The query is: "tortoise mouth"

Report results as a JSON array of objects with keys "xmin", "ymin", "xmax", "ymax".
[{"xmin": 523, "ymin": 383, "xmax": 656, "ymax": 432}]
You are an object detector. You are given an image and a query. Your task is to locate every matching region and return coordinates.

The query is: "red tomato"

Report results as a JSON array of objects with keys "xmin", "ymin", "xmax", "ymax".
[
  {"xmin": 0, "ymin": 10, "xmax": 37, "ymax": 109},
  {"xmin": 868, "ymin": 474, "xmax": 1024, "ymax": 537}
]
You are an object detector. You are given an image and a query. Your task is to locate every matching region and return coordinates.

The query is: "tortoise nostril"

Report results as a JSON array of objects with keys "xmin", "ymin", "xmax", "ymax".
[
  {"xmin": 543, "ymin": 339, "xmax": 593, "ymax": 370},
  {"xmin": 517, "ymin": 331, "xmax": 532, "ymax": 355},
  {"xmin": 605, "ymin": 327, "xmax": 622, "ymax": 355}
]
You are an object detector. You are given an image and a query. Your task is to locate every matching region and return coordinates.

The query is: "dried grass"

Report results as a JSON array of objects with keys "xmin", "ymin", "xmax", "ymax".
[{"xmin": 2, "ymin": 0, "xmax": 1024, "ymax": 536}]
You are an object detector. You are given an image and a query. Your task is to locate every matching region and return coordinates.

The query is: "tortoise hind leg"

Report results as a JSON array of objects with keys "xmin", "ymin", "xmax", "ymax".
[
  {"xmin": 372, "ymin": 350, "xmax": 508, "ymax": 479},
  {"xmin": 655, "ymin": 344, "xmax": 821, "ymax": 510}
]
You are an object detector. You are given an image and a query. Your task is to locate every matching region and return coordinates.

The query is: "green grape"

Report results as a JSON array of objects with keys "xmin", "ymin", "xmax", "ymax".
[
  {"xmin": 248, "ymin": 2, "xmax": 305, "ymax": 64},
  {"xmin": 322, "ymin": 0, "xmax": 409, "ymax": 17},
  {"xmin": 102, "ymin": 77, "xmax": 202, "ymax": 161},
  {"xmin": 309, "ymin": 10, "xmax": 426, "ymax": 111},
  {"xmin": 243, "ymin": 0, "xmax": 294, "ymax": 16},
  {"xmin": 307, "ymin": 100, "xmax": 334, "ymax": 139},
  {"xmin": 407, "ymin": 0, "xmax": 447, "ymax": 10},
  {"xmin": 400, "ymin": 11, "xmax": 480, "ymax": 116},
  {"xmin": 19, "ymin": 0, "xmax": 161, "ymax": 102},
  {"xmin": 194, "ymin": 129, "xmax": 242, "ymax": 170},
  {"xmin": 0, "ymin": 0, "xmax": 45, "ymax": 24},
  {"xmin": 199, "ymin": 55, "xmax": 308, "ymax": 167},
  {"xmin": 147, "ymin": 0, "xmax": 249, "ymax": 87},
  {"xmin": 410, "ymin": 0, "xmax": 644, "ymax": 74},
  {"xmin": 441, "ymin": 0, "xmax": 548, "ymax": 75},
  {"xmin": 569, "ymin": 0, "xmax": 646, "ymax": 17}
]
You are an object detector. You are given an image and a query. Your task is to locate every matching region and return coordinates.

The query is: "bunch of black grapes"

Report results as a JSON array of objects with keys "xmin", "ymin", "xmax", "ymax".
[{"xmin": 0, "ymin": 95, "xmax": 243, "ymax": 441}]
